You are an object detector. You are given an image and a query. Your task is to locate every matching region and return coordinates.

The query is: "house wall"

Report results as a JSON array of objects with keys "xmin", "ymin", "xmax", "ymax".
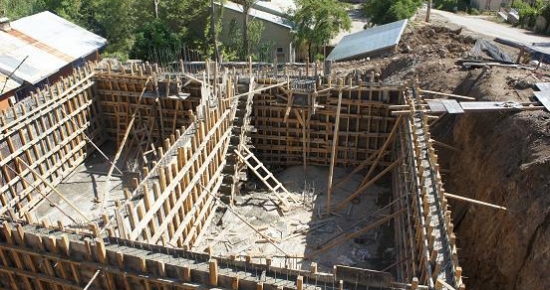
[
  {"xmin": 0, "ymin": 91, "xmax": 14, "ymax": 111},
  {"xmin": 470, "ymin": 0, "xmax": 510, "ymax": 10},
  {"xmin": 218, "ymin": 8, "xmax": 294, "ymax": 63}
]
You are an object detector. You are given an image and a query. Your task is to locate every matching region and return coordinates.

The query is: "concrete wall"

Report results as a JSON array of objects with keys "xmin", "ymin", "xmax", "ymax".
[{"xmin": 218, "ymin": 7, "xmax": 294, "ymax": 63}]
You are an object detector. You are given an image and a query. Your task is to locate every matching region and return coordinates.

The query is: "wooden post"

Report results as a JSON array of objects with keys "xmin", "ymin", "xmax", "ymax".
[
  {"xmin": 426, "ymin": 0, "xmax": 432, "ymax": 22},
  {"xmin": 411, "ymin": 277, "xmax": 419, "ymax": 290},
  {"xmin": 16, "ymin": 158, "xmax": 91, "ymax": 223},
  {"xmin": 103, "ymin": 76, "xmax": 152, "ymax": 205},
  {"xmin": 209, "ymin": 259, "xmax": 218, "ymax": 286},
  {"xmin": 326, "ymin": 89, "xmax": 343, "ymax": 215},
  {"xmin": 296, "ymin": 275, "xmax": 303, "ymax": 290}
]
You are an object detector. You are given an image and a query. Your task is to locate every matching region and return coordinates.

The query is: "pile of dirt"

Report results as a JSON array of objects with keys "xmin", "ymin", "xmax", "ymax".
[{"xmin": 399, "ymin": 25, "xmax": 476, "ymax": 59}]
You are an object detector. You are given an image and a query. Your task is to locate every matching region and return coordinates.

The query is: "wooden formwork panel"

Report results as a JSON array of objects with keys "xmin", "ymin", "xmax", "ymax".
[
  {"xmin": 250, "ymin": 82, "xmax": 401, "ymax": 168},
  {"xmin": 0, "ymin": 64, "xmax": 104, "ymax": 221},
  {"xmin": 94, "ymin": 72, "xmax": 201, "ymax": 145},
  {"xmin": 94, "ymin": 73, "xmax": 237, "ymax": 250}
]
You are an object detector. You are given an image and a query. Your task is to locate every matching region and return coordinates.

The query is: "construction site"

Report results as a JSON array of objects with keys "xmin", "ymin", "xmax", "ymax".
[{"xmin": 1, "ymin": 12, "xmax": 550, "ymax": 290}]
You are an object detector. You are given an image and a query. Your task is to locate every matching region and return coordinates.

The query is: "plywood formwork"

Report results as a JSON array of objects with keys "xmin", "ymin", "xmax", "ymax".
[
  {"xmin": 0, "ymin": 63, "xmax": 104, "ymax": 222},
  {"xmin": 251, "ymin": 78, "xmax": 400, "ymax": 168}
]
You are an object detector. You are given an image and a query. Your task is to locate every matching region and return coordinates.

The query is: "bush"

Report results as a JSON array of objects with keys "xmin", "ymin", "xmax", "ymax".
[
  {"xmin": 512, "ymin": 0, "xmax": 544, "ymax": 28},
  {"xmin": 315, "ymin": 53, "xmax": 325, "ymax": 62},
  {"xmin": 362, "ymin": 0, "xmax": 423, "ymax": 25},
  {"xmin": 434, "ymin": 0, "xmax": 469, "ymax": 12},
  {"xmin": 469, "ymin": 8, "xmax": 480, "ymax": 15}
]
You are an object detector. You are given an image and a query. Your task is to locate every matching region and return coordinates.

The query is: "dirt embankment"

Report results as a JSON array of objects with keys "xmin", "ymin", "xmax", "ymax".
[
  {"xmin": 333, "ymin": 20, "xmax": 550, "ymax": 289},
  {"xmin": 432, "ymin": 69, "xmax": 550, "ymax": 290}
]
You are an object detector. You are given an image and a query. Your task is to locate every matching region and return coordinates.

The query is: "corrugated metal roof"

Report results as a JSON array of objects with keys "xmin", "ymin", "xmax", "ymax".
[
  {"xmin": 0, "ymin": 32, "xmax": 66, "ymax": 84},
  {"xmin": 222, "ymin": 1, "xmax": 292, "ymax": 29},
  {"xmin": 0, "ymin": 11, "xmax": 106, "ymax": 86},
  {"xmin": 11, "ymin": 11, "xmax": 107, "ymax": 59},
  {"xmin": 0, "ymin": 72, "xmax": 21, "ymax": 94},
  {"xmin": 326, "ymin": 19, "xmax": 407, "ymax": 62},
  {"xmin": 253, "ymin": 0, "xmax": 295, "ymax": 17}
]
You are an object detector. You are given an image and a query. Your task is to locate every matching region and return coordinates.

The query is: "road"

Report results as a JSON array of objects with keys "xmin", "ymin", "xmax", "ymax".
[{"xmin": 431, "ymin": 9, "xmax": 550, "ymax": 47}]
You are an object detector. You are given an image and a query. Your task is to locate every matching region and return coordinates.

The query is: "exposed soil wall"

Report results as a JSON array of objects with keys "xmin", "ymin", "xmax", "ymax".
[{"xmin": 439, "ymin": 70, "xmax": 550, "ymax": 290}]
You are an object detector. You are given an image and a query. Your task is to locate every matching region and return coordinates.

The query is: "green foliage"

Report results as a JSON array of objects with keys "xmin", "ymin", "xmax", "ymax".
[
  {"xmin": 512, "ymin": 0, "xmax": 544, "ymax": 28},
  {"xmin": 289, "ymin": 0, "xmax": 351, "ymax": 59},
  {"xmin": 362, "ymin": 0, "xmax": 422, "ymax": 25},
  {"xmin": 131, "ymin": 20, "xmax": 179, "ymax": 62},
  {"xmin": 433, "ymin": 0, "xmax": 469, "ymax": 12},
  {"xmin": 541, "ymin": 3, "xmax": 550, "ymax": 31},
  {"xmin": 199, "ymin": 4, "xmax": 224, "ymax": 60},
  {"xmin": 224, "ymin": 17, "xmax": 269, "ymax": 61},
  {"xmin": 1, "ymin": 0, "xmax": 46, "ymax": 20},
  {"xmin": 1, "ymin": 0, "xmax": 212, "ymax": 62},
  {"xmin": 314, "ymin": 53, "xmax": 324, "ymax": 62},
  {"xmin": 469, "ymin": 8, "xmax": 480, "ymax": 15}
]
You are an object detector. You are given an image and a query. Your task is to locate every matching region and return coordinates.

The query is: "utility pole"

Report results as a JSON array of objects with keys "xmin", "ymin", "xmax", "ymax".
[
  {"xmin": 210, "ymin": 0, "xmax": 221, "ymax": 63},
  {"xmin": 426, "ymin": 0, "xmax": 432, "ymax": 22}
]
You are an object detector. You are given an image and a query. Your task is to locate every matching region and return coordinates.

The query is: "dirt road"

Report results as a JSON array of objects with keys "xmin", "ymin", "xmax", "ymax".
[{"xmin": 430, "ymin": 9, "xmax": 550, "ymax": 48}]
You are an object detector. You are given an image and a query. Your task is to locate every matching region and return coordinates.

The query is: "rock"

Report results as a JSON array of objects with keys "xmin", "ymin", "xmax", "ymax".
[
  {"xmin": 515, "ymin": 79, "xmax": 534, "ymax": 90},
  {"xmin": 438, "ymin": 48, "xmax": 448, "ymax": 58}
]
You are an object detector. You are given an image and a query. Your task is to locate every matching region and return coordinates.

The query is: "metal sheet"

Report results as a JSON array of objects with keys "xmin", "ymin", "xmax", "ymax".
[
  {"xmin": 425, "ymin": 99, "xmax": 447, "ymax": 113},
  {"xmin": 221, "ymin": 2, "xmax": 291, "ymax": 28},
  {"xmin": 0, "ymin": 11, "xmax": 106, "ymax": 84},
  {"xmin": 440, "ymin": 99, "xmax": 464, "ymax": 114},
  {"xmin": 326, "ymin": 19, "xmax": 407, "ymax": 62},
  {"xmin": 11, "ymin": 11, "xmax": 107, "ymax": 59},
  {"xmin": 534, "ymin": 91, "xmax": 550, "ymax": 112},
  {"xmin": 535, "ymin": 83, "xmax": 550, "ymax": 91}
]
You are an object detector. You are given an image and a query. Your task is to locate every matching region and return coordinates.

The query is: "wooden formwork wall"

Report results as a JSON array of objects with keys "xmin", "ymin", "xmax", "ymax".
[
  {"xmin": 0, "ymin": 64, "xmax": 104, "ymax": 221},
  {"xmin": 0, "ymin": 221, "xmax": 407, "ymax": 290},
  {"xmin": 392, "ymin": 91, "xmax": 464, "ymax": 289},
  {"xmin": 251, "ymin": 80, "xmax": 402, "ymax": 168},
  {"xmin": 101, "ymin": 76, "xmax": 236, "ymax": 250},
  {"xmin": 94, "ymin": 63, "xmax": 201, "ymax": 147}
]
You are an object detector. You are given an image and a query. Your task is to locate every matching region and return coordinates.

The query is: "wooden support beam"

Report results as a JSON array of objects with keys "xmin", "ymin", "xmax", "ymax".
[
  {"xmin": 431, "ymin": 139, "xmax": 461, "ymax": 153},
  {"xmin": 305, "ymin": 209, "xmax": 405, "ymax": 259},
  {"xmin": 444, "ymin": 192, "xmax": 507, "ymax": 210},
  {"xmin": 419, "ymin": 89, "xmax": 476, "ymax": 101},
  {"xmin": 334, "ymin": 157, "xmax": 403, "ymax": 212},
  {"xmin": 358, "ymin": 116, "xmax": 403, "ymax": 187},
  {"xmin": 83, "ymin": 269, "xmax": 101, "ymax": 290},
  {"xmin": 102, "ymin": 76, "xmax": 152, "ymax": 206},
  {"xmin": 222, "ymin": 82, "xmax": 288, "ymax": 101},
  {"xmin": 326, "ymin": 89, "xmax": 343, "ymax": 215},
  {"xmin": 16, "ymin": 158, "xmax": 91, "ymax": 223},
  {"xmin": 3, "ymin": 164, "xmax": 78, "ymax": 224}
]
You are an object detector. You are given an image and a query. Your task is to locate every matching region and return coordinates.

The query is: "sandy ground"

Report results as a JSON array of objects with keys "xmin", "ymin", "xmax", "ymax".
[
  {"xmin": 196, "ymin": 165, "xmax": 394, "ymax": 272},
  {"xmin": 34, "ymin": 142, "xmax": 132, "ymax": 225}
]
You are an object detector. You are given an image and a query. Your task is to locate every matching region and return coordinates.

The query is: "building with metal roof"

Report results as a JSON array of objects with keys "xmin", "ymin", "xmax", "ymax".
[
  {"xmin": 326, "ymin": 19, "xmax": 408, "ymax": 62},
  {"xmin": 0, "ymin": 11, "xmax": 107, "ymax": 110},
  {"xmin": 216, "ymin": 1, "xmax": 295, "ymax": 63}
]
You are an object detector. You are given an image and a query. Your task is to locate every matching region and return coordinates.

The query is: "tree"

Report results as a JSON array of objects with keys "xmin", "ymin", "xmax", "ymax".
[
  {"xmin": 233, "ymin": 0, "xmax": 259, "ymax": 59},
  {"xmin": 224, "ymin": 17, "xmax": 266, "ymax": 61},
  {"xmin": 288, "ymin": 0, "xmax": 351, "ymax": 60},
  {"xmin": 363, "ymin": 0, "xmax": 422, "ymax": 25}
]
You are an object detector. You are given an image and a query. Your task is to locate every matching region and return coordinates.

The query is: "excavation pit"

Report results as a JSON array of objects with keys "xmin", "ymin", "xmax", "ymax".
[
  {"xmin": 0, "ymin": 61, "xmax": 463, "ymax": 290},
  {"xmin": 197, "ymin": 165, "xmax": 395, "ymax": 273}
]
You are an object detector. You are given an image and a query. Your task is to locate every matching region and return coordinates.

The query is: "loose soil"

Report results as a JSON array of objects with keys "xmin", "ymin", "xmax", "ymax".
[{"xmin": 331, "ymin": 12, "xmax": 550, "ymax": 290}]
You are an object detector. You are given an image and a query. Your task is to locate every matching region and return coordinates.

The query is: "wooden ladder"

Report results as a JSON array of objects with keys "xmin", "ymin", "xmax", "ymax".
[{"xmin": 234, "ymin": 145, "xmax": 298, "ymax": 209}]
